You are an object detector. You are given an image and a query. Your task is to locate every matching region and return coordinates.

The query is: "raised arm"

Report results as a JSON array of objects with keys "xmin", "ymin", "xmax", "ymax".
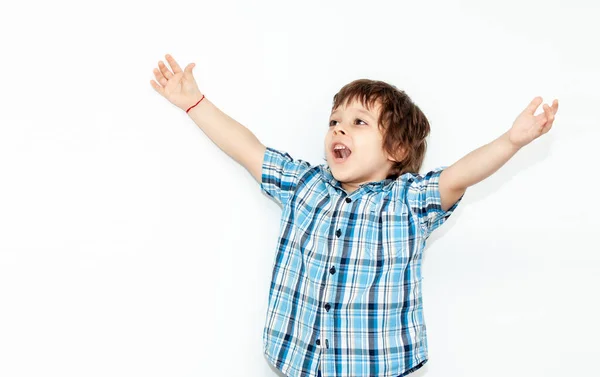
[
  {"xmin": 439, "ymin": 96, "xmax": 559, "ymax": 211},
  {"xmin": 185, "ymin": 97, "xmax": 266, "ymax": 183},
  {"xmin": 150, "ymin": 54, "xmax": 266, "ymax": 183}
]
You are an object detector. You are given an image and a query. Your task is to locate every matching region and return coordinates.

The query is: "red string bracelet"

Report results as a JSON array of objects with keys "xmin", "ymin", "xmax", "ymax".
[{"xmin": 186, "ymin": 94, "xmax": 205, "ymax": 113}]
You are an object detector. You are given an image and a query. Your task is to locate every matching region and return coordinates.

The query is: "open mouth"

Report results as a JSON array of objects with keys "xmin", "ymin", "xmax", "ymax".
[{"xmin": 332, "ymin": 144, "xmax": 352, "ymax": 162}]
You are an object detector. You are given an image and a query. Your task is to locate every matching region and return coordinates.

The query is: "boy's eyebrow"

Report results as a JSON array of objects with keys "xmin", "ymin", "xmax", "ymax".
[{"xmin": 331, "ymin": 108, "xmax": 376, "ymax": 120}]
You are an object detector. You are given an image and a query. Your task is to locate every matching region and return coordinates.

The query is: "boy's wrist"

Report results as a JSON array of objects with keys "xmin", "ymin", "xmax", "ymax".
[
  {"xmin": 501, "ymin": 131, "xmax": 523, "ymax": 152},
  {"xmin": 184, "ymin": 94, "xmax": 205, "ymax": 113}
]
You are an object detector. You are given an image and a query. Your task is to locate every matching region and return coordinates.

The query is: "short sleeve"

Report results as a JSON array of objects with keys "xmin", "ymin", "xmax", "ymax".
[
  {"xmin": 405, "ymin": 166, "xmax": 464, "ymax": 238},
  {"xmin": 260, "ymin": 147, "xmax": 312, "ymax": 208}
]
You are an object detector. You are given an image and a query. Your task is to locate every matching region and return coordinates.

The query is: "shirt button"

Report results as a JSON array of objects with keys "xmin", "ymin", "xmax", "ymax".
[
  {"xmin": 345, "ymin": 197, "xmax": 352, "ymax": 203},
  {"xmin": 324, "ymin": 303, "xmax": 331, "ymax": 311},
  {"xmin": 335, "ymin": 229, "xmax": 341, "ymax": 237},
  {"xmin": 329, "ymin": 266, "xmax": 336, "ymax": 274},
  {"xmin": 316, "ymin": 339, "xmax": 320, "ymax": 345}
]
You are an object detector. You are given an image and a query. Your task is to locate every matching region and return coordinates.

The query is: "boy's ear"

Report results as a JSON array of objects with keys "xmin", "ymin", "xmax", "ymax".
[{"xmin": 387, "ymin": 147, "xmax": 406, "ymax": 163}]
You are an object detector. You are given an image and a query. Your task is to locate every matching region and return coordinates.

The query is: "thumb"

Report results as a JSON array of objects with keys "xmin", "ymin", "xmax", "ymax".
[
  {"xmin": 184, "ymin": 63, "xmax": 195, "ymax": 75},
  {"xmin": 525, "ymin": 96, "xmax": 543, "ymax": 115}
]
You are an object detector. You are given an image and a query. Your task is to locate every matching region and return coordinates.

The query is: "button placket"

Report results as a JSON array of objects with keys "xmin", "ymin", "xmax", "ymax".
[{"xmin": 319, "ymin": 193, "xmax": 351, "ymax": 358}]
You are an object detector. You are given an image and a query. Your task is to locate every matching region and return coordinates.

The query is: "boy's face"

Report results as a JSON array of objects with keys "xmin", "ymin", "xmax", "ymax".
[{"xmin": 325, "ymin": 99, "xmax": 399, "ymax": 194}]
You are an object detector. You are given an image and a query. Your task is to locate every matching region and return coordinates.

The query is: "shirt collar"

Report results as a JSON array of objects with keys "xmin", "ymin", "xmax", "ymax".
[{"xmin": 319, "ymin": 164, "xmax": 396, "ymax": 193}]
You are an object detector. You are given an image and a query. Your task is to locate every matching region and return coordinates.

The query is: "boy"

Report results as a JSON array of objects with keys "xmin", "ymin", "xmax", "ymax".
[{"xmin": 150, "ymin": 54, "xmax": 558, "ymax": 377}]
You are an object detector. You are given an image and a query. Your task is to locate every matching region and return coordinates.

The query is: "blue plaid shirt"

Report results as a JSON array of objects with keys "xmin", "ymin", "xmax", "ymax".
[{"xmin": 260, "ymin": 147, "xmax": 463, "ymax": 377}]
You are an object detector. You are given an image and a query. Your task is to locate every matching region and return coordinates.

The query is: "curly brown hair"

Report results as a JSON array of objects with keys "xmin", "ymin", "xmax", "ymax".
[{"xmin": 331, "ymin": 79, "xmax": 431, "ymax": 179}]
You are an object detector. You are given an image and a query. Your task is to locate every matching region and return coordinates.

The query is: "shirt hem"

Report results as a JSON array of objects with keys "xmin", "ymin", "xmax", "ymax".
[{"xmin": 264, "ymin": 345, "xmax": 429, "ymax": 377}]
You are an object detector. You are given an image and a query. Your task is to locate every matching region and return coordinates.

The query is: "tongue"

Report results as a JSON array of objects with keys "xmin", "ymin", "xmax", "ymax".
[{"xmin": 340, "ymin": 149, "xmax": 351, "ymax": 159}]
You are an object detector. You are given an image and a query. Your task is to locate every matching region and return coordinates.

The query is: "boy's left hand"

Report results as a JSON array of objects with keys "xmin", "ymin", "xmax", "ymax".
[{"xmin": 508, "ymin": 97, "xmax": 559, "ymax": 148}]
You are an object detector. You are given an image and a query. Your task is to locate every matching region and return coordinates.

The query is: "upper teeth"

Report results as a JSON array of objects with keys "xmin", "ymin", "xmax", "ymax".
[{"xmin": 334, "ymin": 145, "xmax": 347, "ymax": 150}]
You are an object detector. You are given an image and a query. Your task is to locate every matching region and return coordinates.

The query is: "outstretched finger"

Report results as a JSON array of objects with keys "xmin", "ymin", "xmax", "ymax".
[
  {"xmin": 153, "ymin": 68, "xmax": 167, "ymax": 87},
  {"xmin": 542, "ymin": 104, "xmax": 555, "ymax": 134},
  {"xmin": 158, "ymin": 61, "xmax": 173, "ymax": 80},
  {"xmin": 165, "ymin": 54, "xmax": 183, "ymax": 74},
  {"xmin": 150, "ymin": 80, "xmax": 164, "ymax": 95}
]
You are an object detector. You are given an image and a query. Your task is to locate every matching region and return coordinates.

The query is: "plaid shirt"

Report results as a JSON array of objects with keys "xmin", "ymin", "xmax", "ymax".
[{"xmin": 260, "ymin": 147, "xmax": 463, "ymax": 377}]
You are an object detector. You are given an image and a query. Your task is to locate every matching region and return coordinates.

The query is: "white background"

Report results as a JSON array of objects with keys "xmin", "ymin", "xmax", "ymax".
[{"xmin": 1, "ymin": 0, "xmax": 598, "ymax": 376}]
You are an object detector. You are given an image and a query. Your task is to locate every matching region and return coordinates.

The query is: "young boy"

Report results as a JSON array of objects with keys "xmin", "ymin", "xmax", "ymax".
[{"xmin": 150, "ymin": 54, "xmax": 558, "ymax": 377}]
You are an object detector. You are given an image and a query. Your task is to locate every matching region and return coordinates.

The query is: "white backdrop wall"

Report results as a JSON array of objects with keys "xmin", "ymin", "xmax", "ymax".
[{"xmin": 1, "ymin": 0, "xmax": 598, "ymax": 376}]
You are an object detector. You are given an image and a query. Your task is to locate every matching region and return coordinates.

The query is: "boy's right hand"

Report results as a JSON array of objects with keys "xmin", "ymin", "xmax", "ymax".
[{"xmin": 150, "ymin": 54, "xmax": 204, "ymax": 112}]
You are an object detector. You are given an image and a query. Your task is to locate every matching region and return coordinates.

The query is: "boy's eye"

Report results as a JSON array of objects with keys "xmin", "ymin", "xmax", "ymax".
[{"xmin": 329, "ymin": 119, "xmax": 367, "ymax": 127}]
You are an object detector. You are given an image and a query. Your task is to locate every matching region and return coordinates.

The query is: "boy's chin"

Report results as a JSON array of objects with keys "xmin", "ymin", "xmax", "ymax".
[{"xmin": 330, "ymin": 168, "xmax": 354, "ymax": 182}]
